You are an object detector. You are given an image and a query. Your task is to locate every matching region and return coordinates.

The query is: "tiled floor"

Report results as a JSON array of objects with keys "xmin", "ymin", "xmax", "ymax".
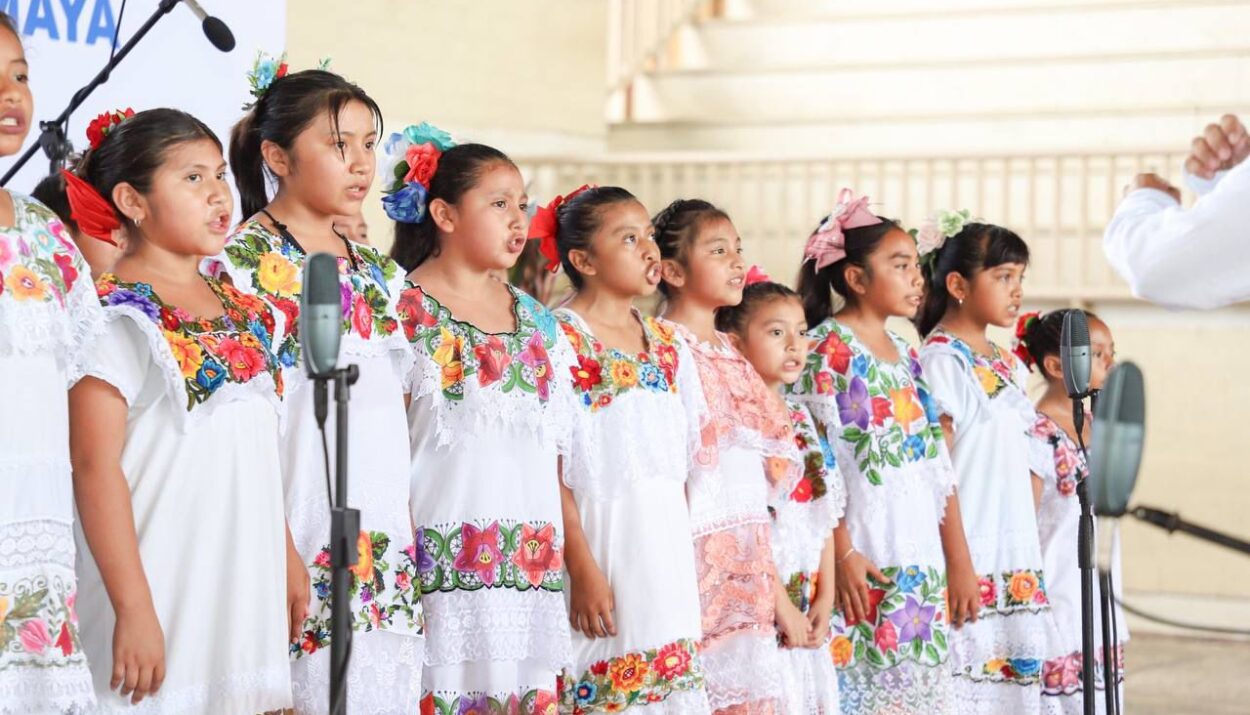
[{"xmin": 1126, "ymin": 633, "xmax": 1250, "ymax": 714}]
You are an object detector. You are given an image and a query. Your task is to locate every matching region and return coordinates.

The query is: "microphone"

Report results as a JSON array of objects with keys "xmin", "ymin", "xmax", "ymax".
[
  {"xmin": 180, "ymin": 0, "xmax": 236, "ymax": 52},
  {"xmin": 1089, "ymin": 362, "xmax": 1145, "ymax": 520},
  {"xmin": 300, "ymin": 252, "xmax": 343, "ymax": 379},
  {"xmin": 1060, "ymin": 309, "xmax": 1092, "ymax": 399}
]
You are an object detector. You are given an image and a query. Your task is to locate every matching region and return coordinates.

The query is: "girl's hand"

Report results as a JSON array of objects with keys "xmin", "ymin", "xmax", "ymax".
[
  {"xmin": 568, "ymin": 564, "xmax": 616, "ymax": 639},
  {"xmin": 835, "ymin": 550, "xmax": 891, "ymax": 625},
  {"xmin": 775, "ymin": 594, "xmax": 813, "ymax": 649},
  {"xmin": 947, "ymin": 554, "xmax": 981, "ymax": 629},
  {"xmin": 286, "ymin": 540, "xmax": 311, "ymax": 644},
  {"xmin": 111, "ymin": 604, "xmax": 165, "ymax": 705},
  {"xmin": 807, "ymin": 593, "xmax": 835, "ymax": 646}
]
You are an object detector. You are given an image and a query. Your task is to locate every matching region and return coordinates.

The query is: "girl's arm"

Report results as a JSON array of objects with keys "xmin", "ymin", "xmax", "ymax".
[
  {"xmin": 69, "ymin": 378, "xmax": 165, "ymax": 704},
  {"xmin": 285, "ymin": 523, "xmax": 310, "ymax": 644},
  {"xmin": 831, "ymin": 522, "xmax": 889, "ymax": 625},
  {"xmin": 938, "ymin": 415, "xmax": 979, "ymax": 629},
  {"xmin": 774, "ymin": 573, "xmax": 813, "ymax": 649},
  {"xmin": 1031, "ymin": 473, "xmax": 1045, "ymax": 513},
  {"xmin": 808, "ymin": 531, "xmax": 837, "ymax": 645},
  {"xmin": 559, "ymin": 476, "xmax": 615, "ymax": 638}
]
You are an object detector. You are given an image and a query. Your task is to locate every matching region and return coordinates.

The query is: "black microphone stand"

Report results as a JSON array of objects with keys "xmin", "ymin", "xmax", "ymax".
[
  {"xmin": 314, "ymin": 364, "xmax": 360, "ymax": 715},
  {"xmin": 1071, "ymin": 396, "xmax": 1099, "ymax": 715},
  {"xmin": 1131, "ymin": 506, "xmax": 1250, "ymax": 556},
  {"xmin": 1, "ymin": 0, "xmax": 184, "ymax": 184}
]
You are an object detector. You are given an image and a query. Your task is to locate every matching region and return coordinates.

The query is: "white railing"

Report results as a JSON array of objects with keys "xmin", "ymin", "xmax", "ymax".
[
  {"xmin": 607, "ymin": 0, "xmax": 706, "ymax": 98},
  {"xmin": 518, "ymin": 149, "xmax": 1191, "ymax": 302}
]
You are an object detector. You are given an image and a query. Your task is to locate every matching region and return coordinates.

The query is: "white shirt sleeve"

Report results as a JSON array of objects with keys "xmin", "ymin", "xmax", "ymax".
[{"xmin": 1103, "ymin": 161, "xmax": 1250, "ymax": 310}]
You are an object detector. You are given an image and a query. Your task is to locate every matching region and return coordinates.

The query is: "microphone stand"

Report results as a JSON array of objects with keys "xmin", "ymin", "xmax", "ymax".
[
  {"xmin": 1088, "ymin": 388, "xmax": 1120, "ymax": 714},
  {"xmin": 1071, "ymin": 396, "xmax": 1099, "ymax": 715},
  {"xmin": 314, "ymin": 364, "xmax": 360, "ymax": 715},
  {"xmin": 1130, "ymin": 506, "xmax": 1250, "ymax": 556},
  {"xmin": 1, "ymin": 0, "xmax": 183, "ymax": 184}
]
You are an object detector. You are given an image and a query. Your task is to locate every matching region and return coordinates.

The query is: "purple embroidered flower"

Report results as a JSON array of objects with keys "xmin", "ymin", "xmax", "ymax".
[
  {"xmin": 105, "ymin": 289, "xmax": 161, "ymax": 322},
  {"xmin": 457, "ymin": 693, "xmax": 490, "ymax": 715},
  {"xmin": 517, "ymin": 331, "xmax": 553, "ymax": 401},
  {"xmin": 339, "ymin": 280, "xmax": 353, "ymax": 319},
  {"xmin": 888, "ymin": 597, "xmax": 936, "ymax": 644},
  {"xmin": 836, "ymin": 376, "xmax": 870, "ymax": 430},
  {"xmin": 910, "ymin": 356, "xmax": 924, "ymax": 381},
  {"xmin": 411, "ymin": 536, "xmax": 435, "ymax": 574}
]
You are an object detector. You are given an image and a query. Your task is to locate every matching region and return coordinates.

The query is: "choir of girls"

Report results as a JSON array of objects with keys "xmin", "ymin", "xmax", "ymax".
[{"xmin": 0, "ymin": 28, "xmax": 1129, "ymax": 715}]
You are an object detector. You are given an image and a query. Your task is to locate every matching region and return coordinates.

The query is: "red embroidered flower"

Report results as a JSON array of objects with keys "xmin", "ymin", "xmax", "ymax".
[
  {"xmin": 978, "ymin": 575, "xmax": 997, "ymax": 608},
  {"xmin": 160, "ymin": 307, "xmax": 181, "ymax": 332},
  {"xmin": 870, "ymin": 396, "xmax": 892, "ymax": 426},
  {"xmin": 654, "ymin": 343, "xmax": 678, "ymax": 384},
  {"xmin": 510, "ymin": 523, "xmax": 562, "ymax": 588},
  {"xmin": 518, "ymin": 331, "xmax": 553, "ymax": 400},
  {"xmin": 590, "ymin": 660, "xmax": 609, "ymax": 676},
  {"xmin": 452, "ymin": 521, "xmax": 504, "ymax": 586},
  {"xmin": 213, "ymin": 336, "xmax": 266, "ymax": 381},
  {"xmin": 818, "ymin": 332, "xmax": 852, "ymax": 374},
  {"xmin": 815, "ymin": 371, "xmax": 834, "ymax": 395},
  {"xmin": 96, "ymin": 280, "xmax": 116, "ymax": 298},
  {"xmin": 571, "ymin": 354, "xmax": 602, "ymax": 391},
  {"xmin": 396, "ymin": 287, "xmax": 437, "ymax": 340},
  {"xmin": 403, "ymin": 143, "xmax": 442, "ymax": 187},
  {"xmin": 52, "ymin": 252, "xmax": 78, "ymax": 291},
  {"xmin": 473, "ymin": 335, "xmax": 513, "ymax": 387},
  {"xmin": 350, "ymin": 293, "xmax": 373, "ymax": 339},
  {"xmin": 271, "ymin": 296, "xmax": 300, "ymax": 333},
  {"xmin": 790, "ymin": 477, "xmax": 813, "ymax": 503},
  {"xmin": 301, "ymin": 630, "xmax": 320, "ymax": 655},
  {"xmin": 420, "ymin": 694, "xmax": 435, "ymax": 715},
  {"xmin": 847, "ymin": 587, "xmax": 887, "ymax": 626},
  {"xmin": 55, "ymin": 622, "xmax": 73, "ymax": 657},
  {"xmin": 651, "ymin": 641, "xmax": 692, "ymax": 680},
  {"xmin": 874, "ymin": 619, "xmax": 899, "ymax": 652}
]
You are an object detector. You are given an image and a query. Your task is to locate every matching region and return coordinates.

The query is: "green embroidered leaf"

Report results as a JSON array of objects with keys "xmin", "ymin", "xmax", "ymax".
[
  {"xmin": 933, "ymin": 628, "xmax": 948, "ymax": 651},
  {"xmin": 925, "ymin": 643, "xmax": 941, "ymax": 663},
  {"xmin": 926, "ymin": 443, "xmax": 939, "ymax": 459},
  {"xmin": 866, "ymin": 468, "xmax": 883, "ymax": 486},
  {"xmin": 853, "ymin": 638, "xmax": 866, "ymax": 661},
  {"xmin": 865, "ymin": 645, "xmax": 886, "ymax": 667},
  {"xmin": 911, "ymin": 638, "xmax": 924, "ymax": 659},
  {"xmin": 9, "ymin": 588, "xmax": 47, "ymax": 620},
  {"xmin": 884, "ymin": 450, "xmax": 902, "ymax": 468}
]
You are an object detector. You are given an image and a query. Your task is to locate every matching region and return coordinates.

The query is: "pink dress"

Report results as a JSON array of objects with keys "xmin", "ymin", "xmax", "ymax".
[{"xmin": 665, "ymin": 321, "xmax": 788, "ymax": 714}]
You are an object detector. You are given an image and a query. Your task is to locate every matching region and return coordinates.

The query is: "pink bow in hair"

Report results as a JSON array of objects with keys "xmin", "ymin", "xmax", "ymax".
[{"xmin": 803, "ymin": 188, "xmax": 882, "ymax": 270}]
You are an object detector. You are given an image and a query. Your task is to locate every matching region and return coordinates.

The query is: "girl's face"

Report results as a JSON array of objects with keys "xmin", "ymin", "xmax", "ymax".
[
  {"xmin": 857, "ymin": 228, "xmax": 924, "ymax": 318},
  {"xmin": 733, "ymin": 296, "xmax": 809, "ymax": 388},
  {"xmin": 121, "ymin": 138, "xmax": 233, "ymax": 257},
  {"xmin": 440, "ymin": 161, "xmax": 529, "ymax": 271},
  {"xmin": 333, "ymin": 213, "xmax": 368, "ymax": 244},
  {"xmin": 281, "ymin": 100, "xmax": 377, "ymax": 216},
  {"xmin": 0, "ymin": 29, "xmax": 31, "ymax": 157},
  {"xmin": 1089, "ymin": 316, "xmax": 1116, "ymax": 391},
  {"xmin": 962, "ymin": 261, "xmax": 1026, "ymax": 328},
  {"xmin": 666, "ymin": 216, "xmax": 746, "ymax": 308},
  {"xmin": 576, "ymin": 200, "xmax": 659, "ymax": 298}
]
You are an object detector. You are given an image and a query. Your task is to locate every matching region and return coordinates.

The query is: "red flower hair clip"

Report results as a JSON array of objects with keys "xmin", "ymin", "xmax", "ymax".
[
  {"xmin": 85, "ymin": 108, "xmax": 135, "ymax": 151},
  {"xmin": 528, "ymin": 184, "xmax": 594, "ymax": 273},
  {"xmin": 60, "ymin": 169, "xmax": 121, "ymax": 246},
  {"xmin": 745, "ymin": 265, "xmax": 772, "ymax": 286},
  {"xmin": 1012, "ymin": 310, "xmax": 1042, "ymax": 368}
]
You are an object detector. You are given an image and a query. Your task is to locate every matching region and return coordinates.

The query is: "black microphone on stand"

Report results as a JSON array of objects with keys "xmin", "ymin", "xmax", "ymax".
[
  {"xmin": 1059, "ymin": 309, "xmax": 1100, "ymax": 715},
  {"xmin": 179, "ymin": 0, "xmax": 236, "ymax": 51},
  {"xmin": 300, "ymin": 253, "xmax": 358, "ymax": 715}
]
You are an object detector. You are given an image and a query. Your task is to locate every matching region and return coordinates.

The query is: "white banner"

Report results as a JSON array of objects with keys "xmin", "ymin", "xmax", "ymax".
[{"xmin": 1, "ymin": 0, "xmax": 286, "ymax": 205}]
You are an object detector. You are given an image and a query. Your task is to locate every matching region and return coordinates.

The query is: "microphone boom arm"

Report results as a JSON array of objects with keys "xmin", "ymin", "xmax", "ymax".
[{"xmin": 1131, "ymin": 505, "xmax": 1250, "ymax": 556}]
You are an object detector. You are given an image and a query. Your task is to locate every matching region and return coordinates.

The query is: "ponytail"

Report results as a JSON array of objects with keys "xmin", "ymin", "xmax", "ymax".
[
  {"xmin": 795, "ymin": 218, "xmax": 900, "ymax": 327},
  {"xmin": 229, "ymin": 111, "xmax": 267, "ymax": 219}
]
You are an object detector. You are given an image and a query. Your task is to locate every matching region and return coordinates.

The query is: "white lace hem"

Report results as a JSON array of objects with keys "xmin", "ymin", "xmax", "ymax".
[
  {"xmin": 0, "ymin": 662, "xmax": 94, "ymax": 715},
  {"xmin": 92, "ymin": 664, "xmax": 291, "ymax": 714},
  {"xmin": 701, "ymin": 629, "xmax": 785, "ymax": 712},
  {"xmin": 422, "ymin": 588, "xmax": 572, "ymax": 671}
]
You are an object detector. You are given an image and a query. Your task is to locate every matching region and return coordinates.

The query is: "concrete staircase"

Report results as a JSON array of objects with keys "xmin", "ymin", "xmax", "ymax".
[{"xmin": 609, "ymin": 0, "xmax": 1250, "ymax": 156}]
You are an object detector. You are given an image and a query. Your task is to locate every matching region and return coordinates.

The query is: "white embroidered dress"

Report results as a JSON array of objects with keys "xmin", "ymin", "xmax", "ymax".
[
  {"xmin": 205, "ymin": 220, "xmax": 424, "ymax": 715},
  {"xmin": 75, "ymin": 273, "xmax": 290, "ymax": 713},
  {"xmin": 0, "ymin": 194, "xmax": 98, "ymax": 714},
  {"xmin": 554, "ymin": 309, "xmax": 710, "ymax": 714},
  {"xmin": 401, "ymin": 283, "xmax": 577, "ymax": 713},
  {"xmin": 920, "ymin": 329, "xmax": 1056, "ymax": 715},
  {"xmin": 787, "ymin": 319, "xmax": 956, "ymax": 715}
]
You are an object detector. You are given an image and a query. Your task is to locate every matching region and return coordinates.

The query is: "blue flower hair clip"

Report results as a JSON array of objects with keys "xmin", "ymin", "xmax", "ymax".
[
  {"xmin": 244, "ymin": 52, "xmax": 331, "ymax": 110},
  {"xmin": 380, "ymin": 122, "xmax": 456, "ymax": 224}
]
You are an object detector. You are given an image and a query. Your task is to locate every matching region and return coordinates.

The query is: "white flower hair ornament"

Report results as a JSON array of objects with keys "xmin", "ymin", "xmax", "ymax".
[{"xmin": 912, "ymin": 208, "xmax": 976, "ymax": 268}]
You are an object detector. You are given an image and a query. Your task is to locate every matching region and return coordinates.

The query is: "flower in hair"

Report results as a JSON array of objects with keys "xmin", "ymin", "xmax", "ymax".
[
  {"xmin": 85, "ymin": 108, "xmax": 134, "ymax": 151},
  {"xmin": 1012, "ymin": 310, "xmax": 1042, "ymax": 368},
  {"xmin": 245, "ymin": 51, "xmax": 288, "ymax": 108},
  {"xmin": 745, "ymin": 265, "xmax": 771, "ymax": 286},
  {"xmin": 803, "ymin": 188, "xmax": 882, "ymax": 270},
  {"xmin": 60, "ymin": 169, "xmax": 120, "ymax": 246},
  {"xmin": 913, "ymin": 208, "xmax": 975, "ymax": 265},
  {"xmin": 528, "ymin": 185, "xmax": 594, "ymax": 273},
  {"xmin": 380, "ymin": 122, "xmax": 456, "ymax": 224}
]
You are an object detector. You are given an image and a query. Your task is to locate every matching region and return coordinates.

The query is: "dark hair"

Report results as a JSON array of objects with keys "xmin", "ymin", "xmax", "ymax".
[
  {"xmin": 0, "ymin": 13, "xmax": 19, "ymax": 42},
  {"xmin": 388, "ymin": 143, "xmax": 517, "ymax": 272},
  {"xmin": 230, "ymin": 69, "xmax": 383, "ymax": 219},
  {"xmin": 651, "ymin": 198, "xmax": 731, "ymax": 297},
  {"xmin": 553, "ymin": 186, "xmax": 639, "ymax": 290},
  {"xmin": 795, "ymin": 218, "xmax": 901, "ymax": 327},
  {"xmin": 715, "ymin": 280, "xmax": 801, "ymax": 335},
  {"xmin": 76, "ymin": 108, "xmax": 220, "ymax": 221},
  {"xmin": 1021, "ymin": 309, "xmax": 1100, "ymax": 380},
  {"xmin": 32, "ymin": 173, "xmax": 76, "ymax": 232},
  {"xmin": 914, "ymin": 223, "xmax": 1030, "ymax": 337}
]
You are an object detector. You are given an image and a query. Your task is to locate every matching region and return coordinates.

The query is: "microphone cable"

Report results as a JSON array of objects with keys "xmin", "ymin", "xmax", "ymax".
[{"xmin": 1114, "ymin": 593, "xmax": 1250, "ymax": 637}]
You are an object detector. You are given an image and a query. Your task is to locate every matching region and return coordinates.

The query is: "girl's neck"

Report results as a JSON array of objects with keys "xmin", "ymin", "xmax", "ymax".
[
  {"xmin": 263, "ymin": 193, "xmax": 339, "ymax": 246},
  {"xmin": 835, "ymin": 301, "xmax": 890, "ymax": 339},
  {"xmin": 112, "ymin": 240, "xmax": 202, "ymax": 286},
  {"xmin": 1036, "ymin": 379, "xmax": 1090, "ymax": 441},
  {"xmin": 410, "ymin": 251, "xmax": 502, "ymax": 298},
  {"xmin": 661, "ymin": 294, "xmax": 719, "ymax": 344},
  {"xmin": 566, "ymin": 284, "xmax": 638, "ymax": 329},
  {"xmin": 935, "ymin": 309, "xmax": 992, "ymax": 351}
]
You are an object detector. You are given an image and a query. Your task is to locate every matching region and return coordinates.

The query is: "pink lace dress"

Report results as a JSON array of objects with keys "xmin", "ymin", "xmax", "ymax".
[{"xmin": 665, "ymin": 321, "xmax": 788, "ymax": 714}]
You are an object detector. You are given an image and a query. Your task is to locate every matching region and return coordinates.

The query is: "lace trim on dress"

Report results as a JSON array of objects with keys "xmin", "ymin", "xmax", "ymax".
[{"xmin": 420, "ymin": 588, "xmax": 572, "ymax": 670}]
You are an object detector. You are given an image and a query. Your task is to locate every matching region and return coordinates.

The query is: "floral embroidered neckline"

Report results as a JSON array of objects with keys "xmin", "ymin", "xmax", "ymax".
[
  {"xmin": 95, "ymin": 272, "xmax": 284, "ymax": 409},
  {"xmin": 0, "ymin": 194, "xmax": 86, "ymax": 309},
  {"xmin": 1030, "ymin": 411, "xmax": 1088, "ymax": 497},
  {"xmin": 557, "ymin": 308, "xmax": 680, "ymax": 412},
  {"xmin": 399, "ymin": 283, "xmax": 559, "ymax": 403},
  {"xmin": 925, "ymin": 326, "xmax": 1023, "ymax": 399}
]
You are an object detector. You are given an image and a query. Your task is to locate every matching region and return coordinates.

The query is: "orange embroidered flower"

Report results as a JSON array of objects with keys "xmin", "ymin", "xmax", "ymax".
[
  {"xmin": 164, "ymin": 331, "xmax": 204, "ymax": 378},
  {"xmin": 1008, "ymin": 571, "xmax": 1039, "ymax": 603},
  {"xmin": 608, "ymin": 652, "xmax": 649, "ymax": 693},
  {"xmin": 351, "ymin": 531, "xmax": 374, "ymax": 582},
  {"xmin": 432, "ymin": 327, "xmax": 464, "ymax": 390},
  {"xmin": 890, "ymin": 388, "xmax": 923, "ymax": 430},
  {"xmin": 974, "ymin": 365, "xmax": 1000, "ymax": 395},
  {"xmin": 830, "ymin": 635, "xmax": 853, "ymax": 666},
  {"xmin": 650, "ymin": 318, "xmax": 674, "ymax": 343},
  {"xmin": 6, "ymin": 265, "xmax": 46, "ymax": 301},
  {"xmin": 559, "ymin": 321, "xmax": 584, "ymax": 354},
  {"xmin": 609, "ymin": 359, "xmax": 638, "ymax": 388},
  {"xmin": 256, "ymin": 252, "xmax": 300, "ymax": 296}
]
